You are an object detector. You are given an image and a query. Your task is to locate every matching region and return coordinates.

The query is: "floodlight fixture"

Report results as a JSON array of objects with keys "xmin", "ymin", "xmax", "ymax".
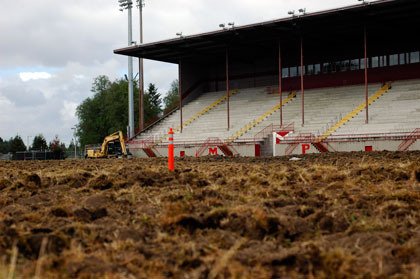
[
  {"xmin": 219, "ymin": 23, "xmax": 227, "ymax": 30},
  {"xmin": 298, "ymin": 8, "xmax": 306, "ymax": 15},
  {"xmin": 118, "ymin": 0, "xmax": 133, "ymax": 10},
  {"xmin": 136, "ymin": 0, "xmax": 145, "ymax": 8}
]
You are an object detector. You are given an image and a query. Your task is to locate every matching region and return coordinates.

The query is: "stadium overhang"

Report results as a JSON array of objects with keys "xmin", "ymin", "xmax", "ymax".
[{"xmin": 114, "ymin": 0, "xmax": 420, "ymax": 64}]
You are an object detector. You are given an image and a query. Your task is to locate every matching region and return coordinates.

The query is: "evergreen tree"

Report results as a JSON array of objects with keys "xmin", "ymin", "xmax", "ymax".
[
  {"xmin": 68, "ymin": 139, "xmax": 75, "ymax": 152},
  {"xmin": 31, "ymin": 134, "xmax": 48, "ymax": 151},
  {"xmin": 0, "ymin": 137, "xmax": 9, "ymax": 153},
  {"xmin": 163, "ymin": 79, "xmax": 179, "ymax": 114},
  {"xmin": 9, "ymin": 135, "xmax": 26, "ymax": 154},
  {"xmin": 144, "ymin": 83, "xmax": 162, "ymax": 124}
]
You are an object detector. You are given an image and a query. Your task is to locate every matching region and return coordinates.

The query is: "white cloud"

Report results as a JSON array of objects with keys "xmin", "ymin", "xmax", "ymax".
[
  {"xmin": 74, "ymin": 74, "xmax": 85, "ymax": 80},
  {"xmin": 61, "ymin": 100, "xmax": 78, "ymax": 122},
  {"xmin": 19, "ymin": 72, "xmax": 52, "ymax": 82}
]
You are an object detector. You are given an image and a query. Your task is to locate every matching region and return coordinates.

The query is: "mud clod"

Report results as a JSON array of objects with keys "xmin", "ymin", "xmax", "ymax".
[
  {"xmin": 0, "ymin": 178, "xmax": 11, "ymax": 190},
  {"xmin": 91, "ymin": 208, "xmax": 108, "ymax": 220},
  {"xmin": 88, "ymin": 175, "xmax": 113, "ymax": 190},
  {"xmin": 174, "ymin": 215, "xmax": 204, "ymax": 232},
  {"xmin": 25, "ymin": 173, "xmax": 42, "ymax": 188},
  {"xmin": 51, "ymin": 208, "xmax": 69, "ymax": 217},
  {"xmin": 415, "ymin": 170, "xmax": 420, "ymax": 182},
  {"xmin": 18, "ymin": 234, "xmax": 68, "ymax": 259},
  {"xmin": 73, "ymin": 208, "xmax": 92, "ymax": 222}
]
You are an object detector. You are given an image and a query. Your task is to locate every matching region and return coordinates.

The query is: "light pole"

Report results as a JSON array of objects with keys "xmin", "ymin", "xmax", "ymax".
[
  {"xmin": 71, "ymin": 126, "xmax": 77, "ymax": 159},
  {"xmin": 136, "ymin": 0, "xmax": 145, "ymax": 131},
  {"xmin": 118, "ymin": 0, "xmax": 135, "ymax": 138},
  {"xmin": 27, "ymin": 136, "xmax": 32, "ymax": 151}
]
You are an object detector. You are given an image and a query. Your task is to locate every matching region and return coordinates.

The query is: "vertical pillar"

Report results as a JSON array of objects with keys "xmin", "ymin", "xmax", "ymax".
[
  {"xmin": 226, "ymin": 48, "xmax": 230, "ymax": 131},
  {"xmin": 138, "ymin": 2, "xmax": 144, "ymax": 132},
  {"xmin": 364, "ymin": 25, "xmax": 369, "ymax": 124},
  {"xmin": 278, "ymin": 41, "xmax": 283, "ymax": 128},
  {"xmin": 179, "ymin": 60, "xmax": 183, "ymax": 132},
  {"xmin": 127, "ymin": 6, "xmax": 135, "ymax": 138},
  {"xmin": 139, "ymin": 59, "xmax": 144, "ymax": 131},
  {"xmin": 300, "ymin": 36, "xmax": 305, "ymax": 127}
]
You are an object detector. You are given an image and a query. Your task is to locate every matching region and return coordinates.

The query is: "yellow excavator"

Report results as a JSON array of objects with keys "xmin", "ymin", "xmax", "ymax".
[{"xmin": 85, "ymin": 131, "xmax": 129, "ymax": 158}]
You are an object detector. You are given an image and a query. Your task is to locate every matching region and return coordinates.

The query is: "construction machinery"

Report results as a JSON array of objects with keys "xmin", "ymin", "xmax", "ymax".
[{"xmin": 85, "ymin": 131, "xmax": 129, "ymax": 158}]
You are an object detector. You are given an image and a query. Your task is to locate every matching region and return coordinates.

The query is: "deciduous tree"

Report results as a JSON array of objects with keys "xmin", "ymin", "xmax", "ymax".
[
  {"xmin": 163, "ymin": 79, "xmax": 179, "ymax": 114},
  {"xmin": 76, "ymin": 76, "xmax": 139, "ymax": 147},
  {"xmin": 76, "ymin": 76, "xmax": 166, "ymax": 148},
  {"xmin": 49, "ymin": 135, "xmax": 66, "ymax": 159}
]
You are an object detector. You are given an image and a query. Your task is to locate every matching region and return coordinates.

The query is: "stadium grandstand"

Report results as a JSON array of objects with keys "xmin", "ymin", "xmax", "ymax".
[{"xmin": 114, "ymin": 0, "xmax": 420, "ymax": 157}]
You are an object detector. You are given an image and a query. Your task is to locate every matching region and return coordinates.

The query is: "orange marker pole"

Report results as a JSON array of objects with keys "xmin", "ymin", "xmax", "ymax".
[{"xmin": 168, "ymin": 128, "xmax": 175, "ymax": 171}]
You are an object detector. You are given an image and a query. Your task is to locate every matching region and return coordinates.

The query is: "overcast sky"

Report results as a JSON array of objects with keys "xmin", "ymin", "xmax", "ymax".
[{"xmin": 0, "ymin": 0, "xmax": 372, "ymax": 146}]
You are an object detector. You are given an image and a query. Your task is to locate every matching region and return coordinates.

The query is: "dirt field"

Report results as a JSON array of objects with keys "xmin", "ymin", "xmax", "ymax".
[{"xmin": 0, "ymin": 151, "xmax": 419, "ymax": 278}]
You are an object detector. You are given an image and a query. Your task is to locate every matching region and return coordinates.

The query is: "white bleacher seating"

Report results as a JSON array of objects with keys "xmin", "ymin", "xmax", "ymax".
[{"xmin": 134, "ymin": 79, "xmax": 420, "ymax": 145}]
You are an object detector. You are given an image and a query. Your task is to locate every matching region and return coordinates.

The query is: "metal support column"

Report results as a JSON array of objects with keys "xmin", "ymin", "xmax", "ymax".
[
  {"xmin": 127, "ymin": 6, "xmax": 134, "ymax": 138},
  {"xmin": 278, "ymin": 41, "xmax": 283, "ymax": 128},
  {"xmin": 179, "ymin": 60, "xmax": 183, "ymax": 132},
  {"xmin": 226, "ymin": 48, "xmax": 230, "ymax": 131},
  {"xmin": 138, "ymin": 0, "xmax": 145, "ymax": 131},
  {"xmin": 364, "ymin": 25, "xmax": 369, "ymax": 124},
  {"xmin": 300, "ymin": 37, "xmax": 304, "ymax": 127}
]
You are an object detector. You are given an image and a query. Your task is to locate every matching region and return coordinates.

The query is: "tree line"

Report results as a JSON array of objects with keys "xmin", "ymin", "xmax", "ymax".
[
  {"xmin": 76, "ymin": 75, "xmax": 179, "ymax": 148},
  {"xmin": 0, "ymin": 134, "xmax": 69, "ymax": 154}
]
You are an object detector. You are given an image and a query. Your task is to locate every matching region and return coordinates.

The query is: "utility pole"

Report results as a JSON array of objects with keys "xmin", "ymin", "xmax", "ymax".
[
  {"xmin": 71, "ymin": 126, "xmax": 77, "ymax": 159},
  {"xmin": 118, "ymin": 0, "xmax": 135, "ymax": 138},
  {"xmin": 137, "ymin": 0, "xmax": 145, "ymax": 131},
  {"xmin": 27, "ymin": 136, "xmax": 32, "ymax": 151}
]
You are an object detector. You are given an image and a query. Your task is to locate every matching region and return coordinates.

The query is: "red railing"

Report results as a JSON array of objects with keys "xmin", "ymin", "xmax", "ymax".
[
  {"xmin": 127, "ymin": 135, "xmax": 163, "ymax": 157},
  {"xmin": 196, "ymin": 137, "xmax": 239, "ymax": 157},
  {"xmin": 285, "ymin": 133, "xmax": 314, "ymax": 155},
  {"xmin": 398, "ymin": 128, "xmax": 420, "ymax": 151},
  {"xmin": 281, "ymin": 131, "xmax": 419, "ymax": 144},
  {"xmin": 127, "ymin": 134, "xmax": 158, "ymax": 149},
  {"xmin": 254, "ymin": 122, "xmax": 295, "ymax": 142},
  {"xmin": 127, "ymin": 130, "xmax": 419, "ymax": 156},
  {"xmin": 312, "ymin": 142, "xmax": 336, "ymax": 153}
]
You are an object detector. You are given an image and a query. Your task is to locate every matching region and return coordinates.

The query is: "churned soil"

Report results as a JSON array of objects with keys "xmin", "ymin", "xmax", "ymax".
[{"xmin": 0, "ymin": 151, "xmax": 419, "ymax": 278}]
